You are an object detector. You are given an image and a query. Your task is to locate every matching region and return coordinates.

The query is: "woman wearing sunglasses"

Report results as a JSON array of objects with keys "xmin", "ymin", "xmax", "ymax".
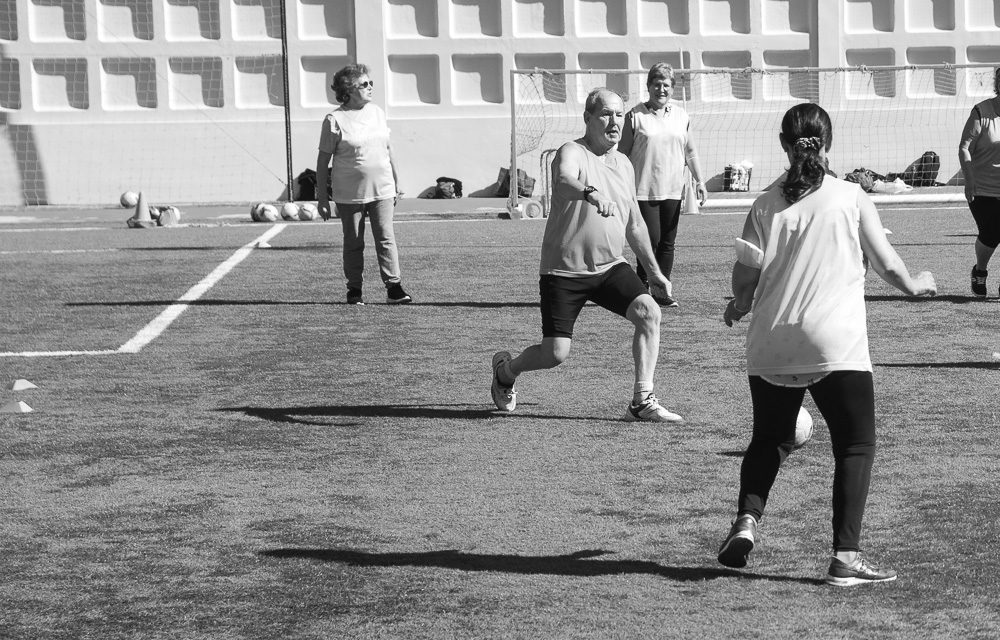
[{"xmin": 316, "ymin": 63, "xmax": 412, "ymax": 305}]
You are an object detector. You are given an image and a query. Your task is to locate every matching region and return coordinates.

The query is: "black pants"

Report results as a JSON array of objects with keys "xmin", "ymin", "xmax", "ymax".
[
  {"xmin": 738, "ymin": 371, "xmax": 876, "ymax": 551},
  {"xmin": 635, "ymin": 198, "xmax": 681, "ymax": 282}
]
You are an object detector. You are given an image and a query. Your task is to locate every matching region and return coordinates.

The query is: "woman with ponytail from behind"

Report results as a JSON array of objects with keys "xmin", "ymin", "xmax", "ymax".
[{"xmin": 716, "ymin": 103, "xmax": 937, "ymax": 586}]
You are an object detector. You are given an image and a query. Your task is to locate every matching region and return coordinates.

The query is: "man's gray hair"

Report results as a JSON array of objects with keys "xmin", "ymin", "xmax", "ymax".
[{"xmin": 584, "ymin": 88, "xmax": 614, "ymax": 114}]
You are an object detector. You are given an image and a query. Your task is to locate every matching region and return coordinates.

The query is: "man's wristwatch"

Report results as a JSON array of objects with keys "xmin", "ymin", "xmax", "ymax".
[{"xmin": 583, "ymin": 185, "xmax": 598, "ymax": 204}]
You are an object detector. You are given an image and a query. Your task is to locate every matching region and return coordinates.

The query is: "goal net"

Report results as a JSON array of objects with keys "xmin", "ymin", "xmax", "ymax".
[{"xmin": 511, "ymin": 64, "xmax": 998, "ymax": 213}]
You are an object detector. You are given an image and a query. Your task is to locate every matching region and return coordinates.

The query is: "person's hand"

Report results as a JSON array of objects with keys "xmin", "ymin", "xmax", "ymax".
[
  {"xmin": 696, "ymin": 182, "xmax": 708, "ymax": 205},
  {"xmin": 964, "ymin": 181, "xmax": 975, "ymax": 204},
  {"xmin": 591, "ymin": 194, "xmax": 619, "ymax": 218},
  {"xmin": 317, "ymin": 197, "xmax": 332, "ymax": 221},
  {"xmin": 724, "ymin": 299, "xmax": 751, "ymax": 327},
  {"xmin": 911, "ymin": 271, "xmax": 937, "ymax": 296},
  {"xmin": 394, "ymin": 191, "xmax": 404, "ymax": 206},
  {"xmin": 646, "ymin": 272, "xmax": 672, "ymax": 300}
]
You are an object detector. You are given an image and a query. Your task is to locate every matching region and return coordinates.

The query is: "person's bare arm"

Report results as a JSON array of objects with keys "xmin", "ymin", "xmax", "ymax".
[
  {"xmin": 316, "ymin": 149, "xmax": 334, "ymax": 220},
  {"xmin": 552, "ymin": 142, "xmax": 619, "ymax": 218},
  {"xmin": 958, "ymin": 109, "xmax": 981, "ymax": 204},
  {"xmin": 858, "ymin": 191, "xmax": 936, "ymax": 296},
  {"xmin": 724, "ymin": 212, "xmax": 761, "ymax": 326}
]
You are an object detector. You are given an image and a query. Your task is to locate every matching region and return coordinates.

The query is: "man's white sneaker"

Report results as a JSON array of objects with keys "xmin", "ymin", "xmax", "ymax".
[
  {"xmin": 491, "ymin": 351, "xmax": 516, "ymax": 412},
  {"xmin": 622, "ymin": 394, "xmax": 683, "ymax": 423}
]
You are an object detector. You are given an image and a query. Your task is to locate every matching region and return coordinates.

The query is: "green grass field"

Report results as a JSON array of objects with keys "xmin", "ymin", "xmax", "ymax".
[{"xmin": 1, "ymin": 203, "xmax": 998, "ymax": 639}]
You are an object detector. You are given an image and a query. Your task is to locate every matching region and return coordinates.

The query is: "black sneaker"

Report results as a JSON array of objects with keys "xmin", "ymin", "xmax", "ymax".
[
  {"xmin": 717, "ymin": 514, "xmax": 757, "ymax": 568},
  {"xmin": 971, "ymin": 266, "xmax": 988, "ymax": 297},
  {"xmin": 387, "ymin": 284, "xmax": 412, "ymax": 304},
  {"xmin": 825, "ymin": 554, "xmax": 897, "ymax": 587},
  {"xmin": 346, "ymin": 288, "xmax": 364, "ymax": 305},
  {"xmin": 654, "ymin": 294, "xmax": 679, "ymax": 308}
]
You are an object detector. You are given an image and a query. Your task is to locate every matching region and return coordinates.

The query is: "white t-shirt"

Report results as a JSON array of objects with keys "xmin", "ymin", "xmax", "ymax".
[
  {"xmin": 624, "ymin": 102, "xmax": 691, "ymax": 200},
  {"xmin": 318, "ymin": 103, "xmax": 396, "ymax": 204},
  {"xmin": 745, "ymin": 176, "xmax": 872, "ymax": 377}
]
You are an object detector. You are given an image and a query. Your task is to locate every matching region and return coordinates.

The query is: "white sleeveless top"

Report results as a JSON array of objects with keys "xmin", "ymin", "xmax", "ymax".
[
  {"xmin": 745, "ymin": 176, "xmax": 872, "ymax": 377},
  {"xmin": 624, "ymin": 102, "xmax": 691, "ymax": 200},
  {"xmin": 539, "ymin": 140, "xmax": 633, "ymax": 277},
  {"xmin": 318, "ymin": 103, "xmax": 396, "ymax": 204}
]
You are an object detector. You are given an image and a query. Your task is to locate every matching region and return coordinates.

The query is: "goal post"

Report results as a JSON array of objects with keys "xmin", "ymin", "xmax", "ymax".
[{"xmin": 510, "ymin": 64, "xmax": 998, "ymax": 214}]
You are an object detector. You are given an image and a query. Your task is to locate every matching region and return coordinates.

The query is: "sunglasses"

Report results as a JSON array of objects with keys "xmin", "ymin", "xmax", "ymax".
[{"xmin": 355, "ymin": 80, "xmax": 374, "ymax": 89}]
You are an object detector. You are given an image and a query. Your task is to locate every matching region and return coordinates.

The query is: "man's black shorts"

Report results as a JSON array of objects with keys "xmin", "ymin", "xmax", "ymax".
[{"xmin": 539, "ymin": 262, "xmax": 649, "ymax": 338}]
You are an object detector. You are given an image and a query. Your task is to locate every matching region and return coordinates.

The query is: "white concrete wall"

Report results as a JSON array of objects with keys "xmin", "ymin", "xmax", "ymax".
[{"xmin": 1, "ymin": 0, "xmax": 998, "ymax": 205}]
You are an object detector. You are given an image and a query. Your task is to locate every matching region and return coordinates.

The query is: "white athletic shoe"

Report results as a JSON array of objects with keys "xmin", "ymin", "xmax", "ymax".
[
  {"xmin": 491, "ymin": 351, "xmax": 516, "ymax": 412},
  {"xmin": 623, "ymin": 394, "xmax": 683, "ymax": 423}
]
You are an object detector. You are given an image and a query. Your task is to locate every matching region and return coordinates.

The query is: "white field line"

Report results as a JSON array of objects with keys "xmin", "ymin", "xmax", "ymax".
[{"xmin": 0, "ymin": 224, "xmax": 287, "ymax": 358}]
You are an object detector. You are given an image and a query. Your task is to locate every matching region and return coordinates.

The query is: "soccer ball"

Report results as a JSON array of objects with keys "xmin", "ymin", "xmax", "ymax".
[
  {"xmin": 255, "ymin": 203, "xmax": 279, "ymax": 222},
  {"xmin": 794, "ymin": 407, "xmax": 814, "ymax": 450},
  {"xmin": 280, "ymin": 202, "xmax": 299, "ymax": 220},
  {"xmin": 120, "ymin": 190, "xmax": 139, "ymax": 208},
  {"xmin": 156, "ymin": 205, "xmax": 181, "ymax": 227},
  {"xmin": 250, "ymin": 202, "xmax": 267, "ymax": 221},
  {"xmin": 298, "ymin": 202, "xmax": 319, "ymax": 220}
]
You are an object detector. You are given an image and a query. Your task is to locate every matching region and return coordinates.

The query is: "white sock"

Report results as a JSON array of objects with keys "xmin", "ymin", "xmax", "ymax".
[{"xmin": 633, "ymin": 381, "xmax": 653, "ymax": 404}]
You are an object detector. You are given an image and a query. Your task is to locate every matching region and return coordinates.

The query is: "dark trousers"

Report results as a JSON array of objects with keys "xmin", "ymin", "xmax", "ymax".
[
  {"xmin": 738, "ymin": 371, "xmax": 876, "ymax": 551},
  {"xmin": 635, "ymin": 198, "xmax": 681, "ymax": 282}
]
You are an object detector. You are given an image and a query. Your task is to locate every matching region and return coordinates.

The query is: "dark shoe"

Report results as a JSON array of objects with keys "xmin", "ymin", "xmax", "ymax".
[
  {"xmin": 653, "ymin": 294, "xmax": 679, "ymax": 308},
  {"xmin": 490, "ymin": 351, "xmax": 516, "ymax": 412},
  {"xmin": 971, "ymin": 266, "xmax": 988, "ymax": 297},
  {"xmin": 387, "ymin": 284, "xmax": 412, "ymax": 304},
  {"xmin": 825, "ymin": 554, "xmax": 897, "ymax": 587},
  {"xmin": 717, "ymin": 514, "xmax": 757, "ymax": 568},
  {"xmin": 346, "ymin": 288, "xmax": 364, "ymax": 305}
]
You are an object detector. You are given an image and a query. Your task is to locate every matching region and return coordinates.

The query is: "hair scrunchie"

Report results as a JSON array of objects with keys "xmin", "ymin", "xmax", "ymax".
[{"xmin": 793, "ymin": 136, "xmax": 821, "ymax": 150}]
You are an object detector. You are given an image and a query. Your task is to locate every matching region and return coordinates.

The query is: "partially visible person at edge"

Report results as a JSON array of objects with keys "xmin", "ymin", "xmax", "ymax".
[
  {"xmin": 618, "ymin": 62, "xmax": 707, "ymax": 308},
  {"xmin": 959, "ymin": 66, "xmax": 1000, "ymax": 298},
  {"xmin": 717, "ymin": 103, "xmax": 936, "ymax": 587},
  {"xmin": 316, "ymin": 63, "xmax": 412, "ymax": 305},
  {"xmin": 490, "ymin": 88, "xmax": 684, "ymax": 423}
]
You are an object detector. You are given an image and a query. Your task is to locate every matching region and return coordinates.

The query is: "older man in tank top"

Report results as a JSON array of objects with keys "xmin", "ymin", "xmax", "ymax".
[{"xmin": 490, "ymin": 88, "xmax": 684, "ymax": 422}]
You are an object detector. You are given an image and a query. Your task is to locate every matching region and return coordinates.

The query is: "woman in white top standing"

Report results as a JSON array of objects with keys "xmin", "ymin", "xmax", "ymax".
[
  {"xmin": 618, "ymin": 62, "xmax": 707, "ymax": 308},
  {"xmin": 716, "ymin": 103, "xmax": 936, "ymax": 586},
  {"xmin": 316, "ymin": 63, "xmax": 411, "ymax": 305},
  {"xmin": 959, "ymin": 67, "xmax": 1000, "ymax": 298}
]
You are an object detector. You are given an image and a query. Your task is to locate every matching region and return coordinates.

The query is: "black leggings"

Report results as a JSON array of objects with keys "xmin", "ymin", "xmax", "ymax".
[
  {"xmin": 635, "ymin": 198, "xmax": 681, "ymax": 282},
  {"xmin": 969, "ymin": 195, "xmax": 1000, "ymax": 249},
  {"xmin": 738, "ymin": 371, "xmax": 876, "ymax": 552}
]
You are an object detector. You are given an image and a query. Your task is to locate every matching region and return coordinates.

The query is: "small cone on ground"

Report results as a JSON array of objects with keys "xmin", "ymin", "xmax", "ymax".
[
  {"xmin": 1, "ymin": 400, "xmax": 33, "ymax": 413},
  {"xmin": 9, "ymin": 379, "xmax": 37, "ymax": 391},
  {"xmin": 127, "ymin": 192, "xmax": 156, "ymax": 229}
]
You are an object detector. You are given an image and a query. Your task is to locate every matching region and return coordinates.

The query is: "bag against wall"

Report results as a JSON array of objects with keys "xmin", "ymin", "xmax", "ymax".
[
  {"xmin": 496, "ymin": 167, "xmax": 536, "ymax": 198},
  {"xmin": 295, "ymin": 169, "xmax": 333, "ymax": 200},
  {"xmin": 894, "ymin": 151, "xmax": 941, "ymax": 187},
  {"xmin": 434, "ymin": 176, "xmax": 463, "ymax": 199}
]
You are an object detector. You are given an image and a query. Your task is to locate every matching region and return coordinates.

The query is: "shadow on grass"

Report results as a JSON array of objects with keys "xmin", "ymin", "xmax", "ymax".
[
  {"xmin": 219, "ymin": 403, "xmax": 606, "ymax": 424},
  {"xmin": 66, "ymin": 299, "xmax": 539, "ymax": 309},
  {"xmin": 876, "ymin": 361, "xmax": 999, "ymax": 370},
  {"xmin": 863, "ymin": 294, "xmax": 985, "ymax": 304},
  {"xmin": 259, "ymin": 547, "xmax": 824, "ymax": 585}
]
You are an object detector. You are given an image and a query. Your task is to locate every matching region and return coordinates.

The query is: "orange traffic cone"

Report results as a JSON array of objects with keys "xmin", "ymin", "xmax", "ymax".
[{"xmin": 127, "ymin": 191, "xmax": 156, "ymax": 229}]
